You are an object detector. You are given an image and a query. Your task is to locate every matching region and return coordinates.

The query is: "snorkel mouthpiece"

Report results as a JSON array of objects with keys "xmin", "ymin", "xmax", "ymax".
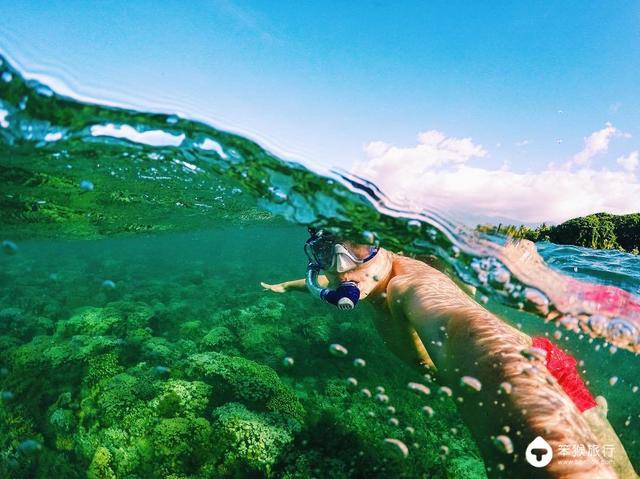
[
  {"xmin": 322, "ymin": 282, "xmax": 360, "ymax": 310},
  {"xmin": 305, "ymin": 263, "xmax": 360, "ymax": 310}
]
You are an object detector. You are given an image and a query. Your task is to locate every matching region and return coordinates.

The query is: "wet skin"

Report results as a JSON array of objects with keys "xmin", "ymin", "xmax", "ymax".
[{"xmin": 263, "ymin": 245, "xmax": 637, "ymax": 478}]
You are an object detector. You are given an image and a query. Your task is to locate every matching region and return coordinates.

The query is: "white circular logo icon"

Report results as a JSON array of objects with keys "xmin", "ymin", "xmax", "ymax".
[{"xmin": 526, "ymin": 436, "xmax": 553, "ymax": 468}]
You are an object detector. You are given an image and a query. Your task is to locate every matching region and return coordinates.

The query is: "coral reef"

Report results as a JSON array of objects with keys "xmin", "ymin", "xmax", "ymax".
[{"xmin": 2, "ymin": 227, "xmax": 634, "ymax": 478}]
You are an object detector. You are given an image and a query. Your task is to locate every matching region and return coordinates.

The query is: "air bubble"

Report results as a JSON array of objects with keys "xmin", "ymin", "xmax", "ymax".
[
  {"xmin": 329, "ymin": 343, "xmax": 348, "ymax": 357},
  {"xmin": 2, "ymin": 240, "xmax": 18, "ymax": 255},
  {"xmin": 36, "ymin": 85, "xmax": 54, "ymax": 97},
  {"xmin": 607, "ymin": 318, "xmax": 638, "ymax": 347},
  {"xmin": 1, "ymin": 391, "xmax": 15, "ymax": 401},
  {"xmin": 520, "ymin": 347, "xmax": 547, "ymax": 362},
  {"xmin": 80, "ymin": 179, "xmax": 94, "ymax": 191},
  {"xmin": 493, "ymin": 435, "xmax": 514, "ymax": 454},
  {"xmin": 375, "ymin": 393, "xmax": 389, "ymax": 404},
  {"xmin": 360, "ymin": 388, "xmax": 372, "ymax": 398},
  {"xmin": 388, "ymin": 417, "xmax": 399, "ymax": 427},
  {"xmin": 269, "ymin": 187, "xmax": 288, "ymax": 204},
  {"xmin": 383, "ymin": 438, "xmax": 409, "ymax": 458},
  {"xmin": 346, "ymin": 377, "xmax": 358, "ymax": 388},
  {"xmin": 588, "ymin": 315, "xmax": 608, "ymax": 335},
  {"xmin": 498, "ymin": 382, "xmax": 512, "ymax": 395},
  {"xmin": 101, "ymin": 280, "xmax": 116, "ymax": 290},
  {"xmin": 386, "ymin": 405, "xmax": 396, "ymax": 415},
  {"xmin": 17, "ymin": 439, "xmax": 42, "ymax": 456},
  {"xmin": 407, "ymin": 219, "xmax": 421, "ymax": 232},
  {"xmin": 282, "ymin": 357, "xmax": 294, "ymax": 368},
  {"xmin": 153, "ymin": 365, "xmax": 171, "ymax": 376},
  {"xmin": 408, "ymin": 382, "xmax": 431, "ymax": 396},
  {"xmin": 353, "ymin": 358, "xmax": 366, "ymax": 368},
  {"xmin": 422, "ymin": 406, "xmax": 434, "ymax": 417},
  {"xmin": 491, "ymin": 269, "xmax": 510, "ymax": 285},
  {"xmin": 460, "ymin": 376, "xmax": 482, "ymax": 393},
  {"xmin": 1, "ymin": 71, "xmax": 12, "ymax": 82},
  {"xmin": 361, "ymin": 231, "xmax": 376, "ymax": 245},
  {"xmin": 609, "ymin": 376, "xmax": 618, "ymax": 386},
  {"xmin": 523, "ymin": 288, "xmax": 550, "ymax": 315},
  {"xmin": 437, "ymin": 386, "xmax": 452, "ymax": 397}
]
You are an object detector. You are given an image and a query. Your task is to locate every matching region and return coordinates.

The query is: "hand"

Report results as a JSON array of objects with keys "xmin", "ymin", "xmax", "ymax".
[{"xmin": 260, "ymin": 281, "xmax": 287, "ymax": 293}]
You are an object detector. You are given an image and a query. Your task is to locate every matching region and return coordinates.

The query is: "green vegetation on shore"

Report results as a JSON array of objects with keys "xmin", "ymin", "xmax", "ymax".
[{"xmin": 478, "ymin": 212, "xmax": 640, "ymax": 253}]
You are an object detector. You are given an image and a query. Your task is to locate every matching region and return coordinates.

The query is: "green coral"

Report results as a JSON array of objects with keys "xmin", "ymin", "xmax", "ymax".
[
  {"xmin": 151, "ymin": 417, "xmax": 212, "ymax": 473},
  {"xmin": 153, "ymin": 379, "xmax": 212, "ymax": 418},
  {"xmin": 87, "ymin": 446, "xmax": 116, "ymax": 479},
  {"xmin": 199, "ymin": 325, "xmax": 235, "ymax": 351},
  {"xmin": 93, "ymin": 373, "xmax": 139, "ymax": 424},
  {"xmin": 185, "ymin": 352, "xmax": 305, "ymax": 421},
  {"xmin": 85, "ymin": 353, "xmax": 123, "ymax": 387},
  {"xmin": 177, "ymin": 320, "xmax": 203, "ymax": 341},
  {"xmin": 212, "ymin": 402, "xmax": 298, "ymax": 477},
  {"xmin": 56, "ymin": 307, "xmax": 123, "ymax": 338}
]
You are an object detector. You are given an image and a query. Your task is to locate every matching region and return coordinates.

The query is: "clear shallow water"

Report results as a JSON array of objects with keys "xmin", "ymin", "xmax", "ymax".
[{"xmin": 0, "ymin": 54, "xmax": 639, "ymax": 477}]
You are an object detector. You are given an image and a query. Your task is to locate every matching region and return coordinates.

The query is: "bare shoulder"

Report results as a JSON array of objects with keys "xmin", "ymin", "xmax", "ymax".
[
  {"xmin": 389, "ymin": 254, "xmax": 459, "ymax": 291},
  {"xmin": 387, "ymin": 254, "xmax": 478, "ymax": 317}
]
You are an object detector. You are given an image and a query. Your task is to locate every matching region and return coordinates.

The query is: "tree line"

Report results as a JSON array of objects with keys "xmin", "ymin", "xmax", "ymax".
[{"xmin": 477, "ymin": 212, "xmax": 640, "ymax": 254}]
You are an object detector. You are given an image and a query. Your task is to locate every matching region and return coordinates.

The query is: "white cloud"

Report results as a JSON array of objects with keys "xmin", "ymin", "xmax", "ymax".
[
  {"xmin": 617, "ymin": 151, "xmax": 639, "ymax": 172},
  {"xmin": 358, "ymin": 130, "xmax": 486, "ymax": 182},
  {"xmin": 353, "ymin": 130, "xmax": 640, "ymax": 224},
  {"xmin": 572, "ymin": 122, "xmax": 629, "ymax": 166},
  {"xmin": 515, "ymin": 139, "xmax": 529, "ymax": 147}
]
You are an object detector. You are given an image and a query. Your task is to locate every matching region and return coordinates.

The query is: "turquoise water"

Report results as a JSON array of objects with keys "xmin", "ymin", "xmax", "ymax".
[{"xmin": 0, "ymin": 54, "xmax": 639, "ymax": 477}]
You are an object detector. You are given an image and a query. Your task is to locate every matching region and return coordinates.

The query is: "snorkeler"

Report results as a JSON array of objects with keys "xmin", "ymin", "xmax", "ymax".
[{"xmin": 261, "ymin": 229, "xmax": 638, "ymax": 478}]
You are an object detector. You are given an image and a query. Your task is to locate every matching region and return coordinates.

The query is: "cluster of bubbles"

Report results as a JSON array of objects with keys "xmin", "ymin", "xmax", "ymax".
[
  {"xmin": 468, "ymin": 254, "xmax": 640, "ymax": 353},
  {"xmin": 318, "ymin": 341, "xmax": 498, "ymax": 462}
]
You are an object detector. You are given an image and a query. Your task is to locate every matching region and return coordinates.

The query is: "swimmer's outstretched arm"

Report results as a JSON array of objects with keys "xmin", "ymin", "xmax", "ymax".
[{"xmin": 260, "ymin": 275, "xmax": 329, "ymax": 293}]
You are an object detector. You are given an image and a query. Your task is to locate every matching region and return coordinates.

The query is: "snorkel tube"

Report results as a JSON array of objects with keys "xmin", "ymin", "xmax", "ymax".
[{"xmin": 305, "ymin": 262, "xmax": 360, "ymax": 311}]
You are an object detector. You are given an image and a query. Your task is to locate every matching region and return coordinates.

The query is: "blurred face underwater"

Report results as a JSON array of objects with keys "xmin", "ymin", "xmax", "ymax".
[{"xmin": 304, "ymin": 229, "xmax": 390, "ymax": 310}]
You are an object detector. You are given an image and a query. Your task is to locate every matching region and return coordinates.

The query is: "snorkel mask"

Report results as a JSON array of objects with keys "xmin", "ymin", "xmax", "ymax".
[{"xmin": 304, "ymin": 228, "xmax": 378, "ymax": 310}]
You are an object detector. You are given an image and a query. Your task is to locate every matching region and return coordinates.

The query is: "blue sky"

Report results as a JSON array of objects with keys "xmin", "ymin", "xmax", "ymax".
[{"xmin": 1, "ymin": 1, "xmax": 639, "ymax": 222}]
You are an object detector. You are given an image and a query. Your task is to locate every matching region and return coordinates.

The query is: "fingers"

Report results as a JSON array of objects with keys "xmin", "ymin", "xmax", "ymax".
[{"xmin": 595, "ymin": 395, "xmax": 609, "ymax": 418}]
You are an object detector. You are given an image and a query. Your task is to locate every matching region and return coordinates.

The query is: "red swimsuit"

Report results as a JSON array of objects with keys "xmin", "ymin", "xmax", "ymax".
[{"xmin": 531, "ymin": 336, "xmax": 597, "ymax": 412}]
